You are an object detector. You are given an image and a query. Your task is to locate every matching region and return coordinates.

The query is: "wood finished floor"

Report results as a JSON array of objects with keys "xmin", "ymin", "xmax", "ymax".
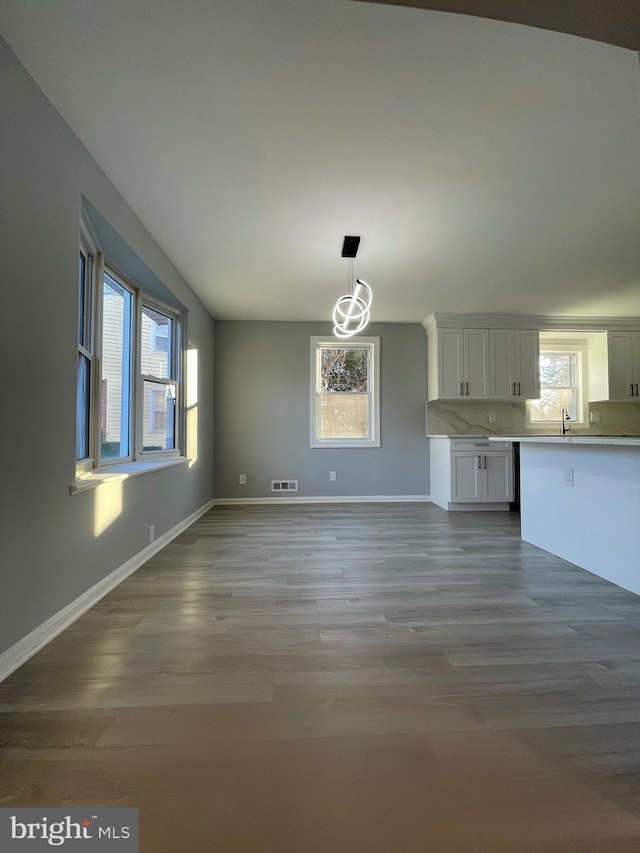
[{"xmin": 3, "ymin": 503, "xmax": 640, "ymax": 851}]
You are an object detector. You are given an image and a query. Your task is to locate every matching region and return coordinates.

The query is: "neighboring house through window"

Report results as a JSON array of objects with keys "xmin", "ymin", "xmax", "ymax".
[
  {"xmin": 141, "ymin": 304, "xmax": 178, "ymax": 452},
  {"xmin": 151, "ymin": 389, "xmax": 167, "ymax": 431},
  {"xmin": 151, "ymin": 315, "xmax": 169, "ymax": 353},
  {"xmin": 310, "ymin": 336, "xmax": 380, "ymax": 448},
  {"xmin": 76, "ymin": 218, "xmax": 183, "ymax": 471},
  {"xmin": 101, "ymin": 270, "xmax": 134, "ymax": 460}
]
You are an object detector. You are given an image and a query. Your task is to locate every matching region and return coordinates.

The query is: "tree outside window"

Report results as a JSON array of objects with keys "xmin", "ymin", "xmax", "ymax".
[
  {"xmin": 311, "ymin": 337, "xmax": 380, "ymax": 448},
  {"xmin": 527, "ymin": 342, "xmax": 587, "ymax": 427}
]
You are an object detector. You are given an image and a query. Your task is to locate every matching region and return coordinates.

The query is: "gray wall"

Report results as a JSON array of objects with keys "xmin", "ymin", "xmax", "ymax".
[
  {"xmin": 0, "ymin": 38, "xmax": 215, "ymax": 656},
  {"xmin": 214, "ymin": 321, "xmax": 428, "ymax": 498}
]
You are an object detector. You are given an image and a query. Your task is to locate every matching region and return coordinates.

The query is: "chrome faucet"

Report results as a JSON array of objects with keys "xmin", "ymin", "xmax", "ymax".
[{"xmin": 561, "ymin": 407, "xmax": 571, "ymax": 435}]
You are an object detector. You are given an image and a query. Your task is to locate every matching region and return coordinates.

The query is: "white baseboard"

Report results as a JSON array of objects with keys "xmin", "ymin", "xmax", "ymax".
[
  {"xmin": 0, "ymin": 498, "xmax": 215, "ymax": 684},
  {"xmin": 213, "ymin": 495, "xmax": 431, "ymax": 505}
]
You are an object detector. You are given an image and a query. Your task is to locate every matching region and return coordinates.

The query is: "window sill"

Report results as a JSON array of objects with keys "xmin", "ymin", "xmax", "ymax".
[
  {"xmin": 311, "ymin": 440, "xmax": 380, "ymax": 449},
  {"xmin": 70, "ymin": 456, "xmax": 189, "ymax": 495}
]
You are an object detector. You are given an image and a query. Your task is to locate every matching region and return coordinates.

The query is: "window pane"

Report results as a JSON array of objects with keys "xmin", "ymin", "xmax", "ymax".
[
  {"xmin": 143, "ymin": 380, "xmax": 176, "ymax": 450},
  {"xmin": 76, "ymin": 353, "xmax": 90, "ymax": 460},
  {"xmin": 319, "ymin": 393, "xmax": 369, "ymax": 439},
  {"xmin": 78, "ymin": 252, "xmax": 86, "ymax": 346},
  {"xmin": 539, "ymin": 354, "xmax": 574, "ymax": 387},
  {"xmin": 529, "ymin": 388, "xmax": 575, "ymax": 421},
  {"xmin": 319, "ymin": 348, "xmax": 368, "ymax": 392},
  {"xmin": 101, "ymin": 273, "xmax": 132, "ymax": 459},
  {"xmin": 141, "ymin": 306, "xmax": 173, "ymax": 378}
]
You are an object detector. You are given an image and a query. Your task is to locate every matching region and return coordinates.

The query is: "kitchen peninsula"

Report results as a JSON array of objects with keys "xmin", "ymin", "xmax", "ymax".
[{"xmin": 491, "ymin": 435, "xmax": 640, "ymax": 595}]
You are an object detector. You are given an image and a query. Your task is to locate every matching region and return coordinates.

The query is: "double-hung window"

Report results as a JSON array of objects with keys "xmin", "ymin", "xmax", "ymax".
[
  {"xmin": 310, "ymin": 336, "xmax": 380, "ymax": 448},
  {"xmin": 76, "ymin": 227, "xmax": 183, "ymax": 471},
  {"xmin": 527, "ymin": 339, "xmax": 588, "ymax": 428},
  {"xmin": 76, "ymin": 233, "xmax": 95, "ymax": 465},
  {"xmin": 101, "ymin": 270, "xmax": 134, "ymax": 460},
  {"xmin": 140, "ymin": 303, "xmax": 179, "ymax": 453}
]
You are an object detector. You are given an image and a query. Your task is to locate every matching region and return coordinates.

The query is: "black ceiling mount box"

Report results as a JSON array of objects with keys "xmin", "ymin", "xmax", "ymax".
[{"xmin": 341, "ymin": 235, "xmax": 360, "ymax": 258}]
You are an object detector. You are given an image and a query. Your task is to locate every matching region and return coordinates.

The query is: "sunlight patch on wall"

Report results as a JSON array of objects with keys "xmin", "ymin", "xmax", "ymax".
[
  {"xmin": 93, "ymin": 477, "xmax": 124, "ymax": 537},
  {"xmin": 186, "ymin": 348, "xmax": 198, "ymax": 468}
]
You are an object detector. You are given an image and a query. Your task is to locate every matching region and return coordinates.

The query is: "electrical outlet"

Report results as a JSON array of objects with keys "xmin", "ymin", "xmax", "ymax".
[
  {"xmin": 239, "ymin": 474, "xmax": 246, "ymax": 484},
  {"xmin": 563, "ymin": 468, "xmax": 574, "ymax": 487},
  {"xmin": 329, "ymin": 471, "xmax": 337, "ymax": 482},
  {"xmin": 148, "ymin": 524, "xmax": 155, "ymax": 544},
  {"xmin": 589, "ymin": 411, "xmax": 600, "ymax": 423},
  {"xmin": 488, "ymin": 414, "xmax": 496, "ymax": 424}
]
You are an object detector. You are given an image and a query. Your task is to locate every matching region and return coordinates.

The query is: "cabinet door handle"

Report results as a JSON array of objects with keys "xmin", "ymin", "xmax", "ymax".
[
  {"xmin": 483, "ymin": 454, "xmax": 487, "ymax": 469},
  {"xmin": 512, "ymin": 382, "xmax": 515, "ymax": 396},
  {"xmin": 635, "ymin": 383, "xmax": 639, "ymax": 396},
  {"xmin": 517, "ymin": 382, "xmax": 521, "ymax": 396},
  {"xmin": 460, "ymin": 382, "xmax": 464, "ymax": 396},
  {"xmin": 478, "ymin": 455, "xmax": 482, "ymax": 469},
  {"xmin": 465, "ymin": 382, "xmax": 469, "ymax": 395}
]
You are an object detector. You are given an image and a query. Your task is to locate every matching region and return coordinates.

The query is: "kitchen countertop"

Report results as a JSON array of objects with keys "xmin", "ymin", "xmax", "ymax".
[{"xmin": 489, "ymin": 435, "xmax": 640, "ymax": 446}]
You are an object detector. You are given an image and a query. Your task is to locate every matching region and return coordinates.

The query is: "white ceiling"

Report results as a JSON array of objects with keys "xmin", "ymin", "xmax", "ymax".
[{"xmin": 1, "ymin": 0, "xmax": 639, "ymax": 322}]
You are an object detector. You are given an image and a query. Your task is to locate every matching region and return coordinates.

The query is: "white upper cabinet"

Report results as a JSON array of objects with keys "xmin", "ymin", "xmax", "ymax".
[
  {"xmin": 427, "ymin": 322, "xmax": 538, "ymax": 402},
  {"xmin": 430, "ymin": 328, "xmax": 489, "ymax": 400},
  {"xmin": 425, "ymin": 315, "xmax": 640, "ymax": 405},
  {"xmin": 589, "ymin": 331, "xmax": 640, "ymax": 401},
  {"xmin": 437, "ymin": 328, "xmax": 465, "ymax": 399},
  {"xmin": 489, "ymin": 329, "xmax": 540, "ymax": 400},
  {"xmin": 465, "ymin": 330, "xmax": 491, "ymax": 399},
  {"xmin": 608, "ymin": 333, "xmax": 640, "ymax": 400}
]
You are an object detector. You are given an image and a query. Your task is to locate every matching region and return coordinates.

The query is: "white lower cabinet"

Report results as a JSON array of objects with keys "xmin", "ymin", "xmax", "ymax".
[
  {"xmin": 451, "ymin": 453, "xmax": 482, "ymax": 502},
  {"xmin": 430, "ymin": 438, "xmax": 513, "ymax": 511}
]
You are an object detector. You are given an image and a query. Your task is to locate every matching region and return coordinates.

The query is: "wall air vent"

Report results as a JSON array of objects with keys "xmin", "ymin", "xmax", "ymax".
[{"xmin": 271, "ymin": 480, "xmax": 299, "ymax": 493}]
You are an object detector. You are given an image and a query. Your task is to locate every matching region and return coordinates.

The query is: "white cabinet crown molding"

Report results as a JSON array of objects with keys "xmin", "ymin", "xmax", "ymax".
[{"xmin": 422, "ymin": 313, "xmax": 640, "ymax": 333}]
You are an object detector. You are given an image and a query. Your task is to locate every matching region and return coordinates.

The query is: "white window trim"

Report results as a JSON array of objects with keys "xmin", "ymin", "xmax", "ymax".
[
  {"xmin": 138, "ymin": 296, "xmax": 182, "ymax": 460},
  {"xmin": 526, "ymin": 341, "xmax": 589, "ymax": 429},
  {"xmin": 310, "ymin": 336, "xmax": 380, "ymax": 449},
  {"xmin": 71, "ymin": 457, "xmax": 189, "ymax": 495},
  {"xmin": 74, "ymin": 218, "xmax": 186, "ymax": 487},
  {"xmin": 76, "ymin": 222, "xmax": 100, "ymax": 475},
  {"xmin": 101, "ymin": 267, "xmax": 136, "ymax": 465}
]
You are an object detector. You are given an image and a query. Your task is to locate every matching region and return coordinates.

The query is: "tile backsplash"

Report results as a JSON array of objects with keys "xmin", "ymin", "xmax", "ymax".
[{"xmin": 426, "ymin": 400, "xmax": 640, "ymax": 436}]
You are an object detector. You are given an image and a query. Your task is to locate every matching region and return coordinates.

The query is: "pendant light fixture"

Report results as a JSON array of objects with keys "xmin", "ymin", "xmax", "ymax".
[{"xmin": 332, "ymin": 236, "xmax": 373, "ymax": 338}]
